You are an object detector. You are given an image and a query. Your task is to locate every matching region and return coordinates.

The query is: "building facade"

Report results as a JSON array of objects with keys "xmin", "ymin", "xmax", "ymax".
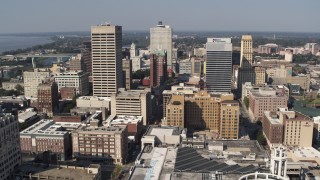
[
  {"xmin": 249, "ymin": 86, "xmax": 289, "ymax": 120},
  {"xmin": 206, "ymin": 38, "xmax": 232, "ymax": 93},
  {"xmin": 0, "ymin": 109, "xmax": 21, "ymax": 180},
  {"xmin": 122, "ymin": 58, "xmax": 132, "ymax": 90},
  {"xmin": 163, "ymin": 94, "xmax": 185, "ymax": 127},
  {"xmin": 37, "ymin": 80, "xmax": 59, "ymax": 117},
  {"xmin": 262, "ymin": 111, "xmax": 284, "ymax": 145},
  {"xmin": 111, "ymin": 88, "xmax": 151, "ymax": 125},
  {"xmin": 150, "ymin": 21, "xmax": 173, "ymax": 71},
  {"xmin": 69, "ymin": 54, "xmax": 84, "ymax": 72},
  {"xmin": 2, "ymin": 78, "xmax": 24, "ymax": 91},
  {"xmin": 20, "ymin": 120, "xmax": 72, "ymax": 161},
  {"xmin": 72, "ymin": 125, "xmax": 128, "ymax": 165},
  {"xmin": 91, "ymin": 24, "xmax": 123, "ymax": 97},
  {"xmin": 263, "ymin": 109, "xmax": 313, "ymax": 147},
  {"xmin": 81, "ymin": 41, "xmax": 92, "ymax": 76},
  {"xmin": 23, "ymin": 69, "xmax": 50, "ymax": 98},
  {"xmin": 220, "ymin": 100, "xmax": 240, "ymax": 139},
  {"xmin": 150, "ymin": 50, "xmax": 167, "ymax": 87},
  {"xmin": 237, "ymin": 35, "xmax": 255, "ymax": 90},
  {"xmin": 179, "ymin": 59, "xmax": 192, "ymax": 75},
  {"xmin": 55, "ymin": 71, "xmax": 89, "ymax": 96}
]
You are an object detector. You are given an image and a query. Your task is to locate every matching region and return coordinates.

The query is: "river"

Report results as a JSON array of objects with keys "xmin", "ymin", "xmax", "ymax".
[{"xmin": 0, "ymin": 34, "xmax": 53, "ymax": 54}]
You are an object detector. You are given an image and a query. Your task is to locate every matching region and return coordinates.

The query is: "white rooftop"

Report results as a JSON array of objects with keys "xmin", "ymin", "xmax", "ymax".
[
  {"xmin": 20, "ymin": 119, "xmax": 68, "ymax": 136},
  {"xmin": 78, "ymin": 96, "xmax": 111, "ymax": 101},
  {"xmin": 105, "ymin": 115, "xmax": 142, "ymax": 127},
  {"xmin": 18, "ymin": 110, "xmax": 37, "ymax": 123}
]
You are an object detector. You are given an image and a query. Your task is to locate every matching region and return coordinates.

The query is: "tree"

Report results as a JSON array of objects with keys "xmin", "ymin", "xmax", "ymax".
[
  {"xmin": 15, "ymin": 84, "xmax": 24, "ymax": 95},
  {"xmin": 243, "ymin": 96, "xmax": 249, "ymax": 109},
  {"xmin": 257, "ymin": 130, "xmax": 267, "ymax": 146}
]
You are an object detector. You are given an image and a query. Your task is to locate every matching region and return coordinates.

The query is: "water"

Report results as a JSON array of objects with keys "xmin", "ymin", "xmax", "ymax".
[{"xmin": 0, "ymin": 34, "xmax": 53, "ymax": 54}]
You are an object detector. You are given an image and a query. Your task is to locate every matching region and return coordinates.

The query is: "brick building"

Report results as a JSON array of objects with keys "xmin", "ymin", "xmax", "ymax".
[
  {"xmin": 37, "ymin": 80, "xmax": 59, "ymax": 117},
  {"xmin": 20, "ymin": 119, "xmax": 72, "ymax": 161},
  {"xmin": 248, "ymin": 85, "xmax": 288, "ymax": 120},
  {"xmin": 72, "ymin": 125, "xmax": 128, "ymax": 165},
  {"xmin": 150, "ymin": 50, "xmax": 167, "ymax": 87}
]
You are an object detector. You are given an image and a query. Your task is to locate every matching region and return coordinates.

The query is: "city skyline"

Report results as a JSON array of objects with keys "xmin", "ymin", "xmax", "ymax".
[{"xmin": 1, "ymin": 0, "xmax": 320, "ymax": 34}]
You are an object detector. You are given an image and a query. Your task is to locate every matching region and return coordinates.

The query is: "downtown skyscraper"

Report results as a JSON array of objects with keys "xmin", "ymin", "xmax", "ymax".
[
  {"xmin": 205, "ymin": 38, "xmax": 232, "ymax": 93},
  {"xmin": 91, "ymin": 24, "xmax": 123, "ymax": 97},
  {"xmin": 150, "ymin": 21, "xmax": 173, "ymax": 72},
  {"xmin": 237, "ymin": 35, "xmax": 265, "ymax": 90}
]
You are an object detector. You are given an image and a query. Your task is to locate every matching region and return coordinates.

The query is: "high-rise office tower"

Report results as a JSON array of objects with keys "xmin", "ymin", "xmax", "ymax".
[
  {"xmin": 91, "ymin": 24, "xmax": 123, "ymax": 97},
  {"xmin": 81, "ymin": 41, "xmax": 92, "ymax": 76},
  {"xmin": 240, "ymin": 35, "xmax": 253, "ymax": 68},
  {"xmin": 237, "ymin": 35, "xmax": 256, "ymax": 90},
  {"xmin": 205, "ymin": 38, "xmax": 232, "ymax": 93},
  {"xmin": 150, "ymin": 21, "xmax": 173, "ymax": 71}
]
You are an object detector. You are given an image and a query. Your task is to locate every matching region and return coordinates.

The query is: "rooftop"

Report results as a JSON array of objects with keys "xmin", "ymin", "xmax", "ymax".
[
  {"xmin": 146, "ymin": 126, "xmax": 183, "ymax": 136},
  {"xmin": 20, "ymin": 119, "xmax": 68, "ymax": 136},
  {"xmin": 105, "ymin": 114, "xmax": 142, "ymax": 127},
  {"xmin": 264, "ymin": 111, "xmax": 281, "ymax": 125},
  {"xmin": 18, "ymin": 110, "xmax": 37, "ymax": 122},
  {"xmin": 130, "ymin": 147, "xmax": 177, "ymax": 180},
  {"xmin": 75, "ymin": 125, "xmax": 126, "ymax": 134},
  {"xmin": 174, "ymin": 147, "xmax": 259, "ymax": 173},
  {"xmin": 78, "ymin": 96, "xmax": 111, "ymax": 101},
  {"xmin": 16, "ymin": 163, "xmax": 100, "ymax": 180}
]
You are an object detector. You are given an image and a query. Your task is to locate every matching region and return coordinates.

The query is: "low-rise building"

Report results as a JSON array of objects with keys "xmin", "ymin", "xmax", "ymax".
[
  {"xmin": 18, "ymin": 108, "xmax": 40, "ymax": 127},
  {"xmin": 286, "ymin": 73, "xmax": 311, "ymax": 92},
  {"xmin": 20, "ymin": 119, "xmax": 72, "ymax": 161},
  {"xmin": 111, "ymin": 88, "xmax": 151, "ymax": 125},
  {"xmin": 76, "ymin": 96, "xmax": 111, "ymax": 112},
  {"xmin": 55, "ymin": 71, "xmax": 89, "ymax": 96},
  {"xmin": 141, "ymin": 126, "xmax": 185, "ymax": 148},
  {"xmin": 105, "ymin": 115, "xmax": 143, "ymax": 142},
  {"xmin": 60, "ymin": 87, "xmax": 76, "ymax": 99},
  {"xmin": 249, "ymin": 85, "xmax": 289, "ymax": 120},
  {"xmin": 1, "ymin": 78, "xmax": 24, "ymax": 91},
  {"xmin": 15, "ymin": 164, "xmax": 101, "ymax": 180},
  {"xmin": 0, "ymin": 95, "xmax": 29, "ymax": 108},
  {"xmin": 72, "ymin": 125, "xmax": 128, "ymax": 164}
]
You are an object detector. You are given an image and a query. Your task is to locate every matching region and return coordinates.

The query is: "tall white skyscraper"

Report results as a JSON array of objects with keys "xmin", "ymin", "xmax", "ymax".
[
  {"xmin": 206, "ymin": 38, "xmax": 232, "ymax": 93},
  {"xmin": 150, "ymin": 21, "xmax": 173, "ymax": 71},
  {"xmin": 91, "ymin": 24, "xmax": 123, "ymax": 97}
]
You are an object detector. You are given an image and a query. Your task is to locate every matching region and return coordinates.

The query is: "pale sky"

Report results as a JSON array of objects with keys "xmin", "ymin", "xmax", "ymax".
[{"xmin": 1, "ymin": 0, "xmax": 319, "ymax": 33}]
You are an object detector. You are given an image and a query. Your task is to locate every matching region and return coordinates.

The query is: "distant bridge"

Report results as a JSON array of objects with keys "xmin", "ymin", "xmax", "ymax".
[{"xmin": 0, "ymin": 53, "xmax": 77, "ymax": 63}]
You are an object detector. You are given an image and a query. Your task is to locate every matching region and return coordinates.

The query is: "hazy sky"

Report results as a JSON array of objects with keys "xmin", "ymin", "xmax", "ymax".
[{"xmin": 1, "ymin": 0, "xmax": 320, "ymax": 33}]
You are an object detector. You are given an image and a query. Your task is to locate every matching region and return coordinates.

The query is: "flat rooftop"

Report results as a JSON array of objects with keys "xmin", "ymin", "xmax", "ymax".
[
  {"xmin": 264, "ymin": 111, "xmax": 281, "ymax": 125},
  {"xmin": 130, "ymin": 147, "xmax": 177, "ymax": 180},
  {"xmin": 16, "ymin": 164, "xmax": 99, "ymax": 180},
  {"xmin": 20, "ymin": 119, "xmax": 68, "ymax": 136},
  {"xmin": 78, "ymin": 96, "xmax": 111, "ymax": 101},
  {"xmin": 174, "ymin": 147, "xmax": 259, "ymax": 173},
  {"xmin": 147, "ymin": 126, "xmax": 182, "ymax": 136},
  {"xmin": 76, "ymin": 125, "xmax": 126, "ymax": 134},
  {"xmin": 105, "ymin": 114, "xmax": 142, "ymax": 127},
  {"xmin": 18, "ymin": 110, "xmax": 37, "ymax": 122},
  {"xmin": 290, "ymin": 147, "xmax": 320, "ymax": 159}
]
